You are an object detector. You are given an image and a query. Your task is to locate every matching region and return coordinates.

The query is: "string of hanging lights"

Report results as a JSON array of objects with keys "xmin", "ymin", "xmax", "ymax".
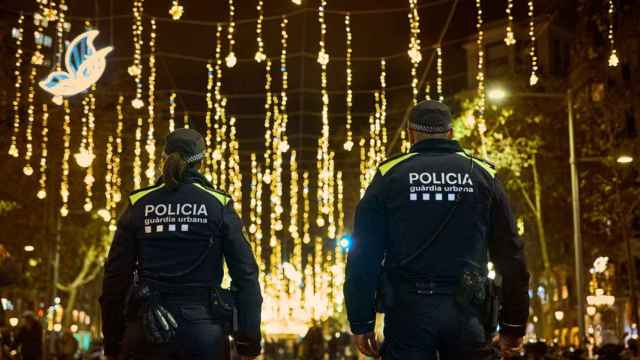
[
  {"xmin": 145, "ymin": 18, "xmax": 158, "ymax": 185},
  {"xmin": 225, "ymin": 0, "xmax": 237, "ymax": 68},
  {"xmin": 343, "ymin": 13, "xmax": 354, "ymax": 151},
  {"xmin": 169, "ymin": 92, "xmax": 176, "ymax": 132},
  {"xmin": 475, "ymin": 0, "xmax": 486, "ymax": 130},
  {"xmin": 607, "ymin": 0, "xmax": 619, "ymax": 67},
  {"xmin": 82, "ymin": 89, "xmax": 97, "ymax": 212},
  {"xmin": 504, "ymin": 0, "xmax": 516, "ymax": 46},
  {"xmin": 130, "ymin": 0, "xmax": 145, "ymax": 109},
  {"xmin": 36, "ymin": 104, "xmax": 49, "ymax": 199},
  {"xmin": 436, "ymin": 46, "xmax": 444, "ymax": 102},
  {"xmin": 279, "ymin": 16, "xmax": 290, "ymax": 153},
  {"xmin": 255, "ymin": 0, "xmax": 266, "ymax": 62},
  {"xmin": 169, "ymin": 0, "xmax": 184, "ymax": 20},
  {"xmin": 528, "ymin": 0, "xmax": 539, "ymax": 86},
  {"xmin": 8, "ymin": 15, "xmax": 24, "ymax": 159},
  {"xmin": 59, "ymin": 100, "xmax": 71, "ymax": 217}
]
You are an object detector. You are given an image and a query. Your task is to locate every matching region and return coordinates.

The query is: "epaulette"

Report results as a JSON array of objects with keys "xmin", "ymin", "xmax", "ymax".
[
  {"xmin": 129, "ymin": 183, "xmax": 165, "ymax": 205},
  {"xmin": 378, "ymin": 152, "xmax": 419, "ymax": 176},
  {"xmin": 456, "ymin": 151, "xmax": 496, "ymax": 177},
  {"xmin": 192, "ymin": 183, "xmax": 231, "ymax": 206}
]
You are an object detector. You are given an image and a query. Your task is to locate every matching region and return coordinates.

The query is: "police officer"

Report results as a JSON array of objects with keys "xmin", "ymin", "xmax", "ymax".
[
  {"xmin": 344, "ymin": 100, "xmax": 530, "ymax": 359},
  {"xmin": 100, "ymin": 128, "xmax": 262, "ymax": 360}
]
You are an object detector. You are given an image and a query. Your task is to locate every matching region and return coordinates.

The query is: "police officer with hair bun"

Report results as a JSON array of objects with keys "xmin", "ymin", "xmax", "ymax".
[
  {"xmin": 344, "ymin": 100, "xmax": 530, "ymax": 359},
  {"xmin": 100, "ymin": 128, "xmax": 262, "ymax": 360}
]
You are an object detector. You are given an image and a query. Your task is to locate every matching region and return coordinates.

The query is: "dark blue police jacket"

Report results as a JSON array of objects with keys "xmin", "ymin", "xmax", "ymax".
[{"xmin": 344, "ymin": 139, "xmax": 529, "ymax": 337}]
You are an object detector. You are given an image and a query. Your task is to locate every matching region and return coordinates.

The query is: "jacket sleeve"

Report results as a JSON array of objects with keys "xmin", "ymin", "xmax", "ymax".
[
  {"xmin": 344, "ymin": 172, "xmax": 386, "ymax": 335},
  {"xmin": 221, "ymin": 200, "xmax": 263, "ymax": 357},
  {"xmin": 489, "ymin": 178, "xmax": 530, "ymax": 337},
  {"xmin": 99, "ymin": 205, "xmax": 137, "ymax": 357}
]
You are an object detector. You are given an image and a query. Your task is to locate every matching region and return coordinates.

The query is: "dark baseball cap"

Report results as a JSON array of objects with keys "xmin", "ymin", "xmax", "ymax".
[
  {"xmin": 164, "ymin": 128, "xmax": 206, "ymax": 163},
  {"xmin": 408, "ymin": 100, "xmax": 452, "ymax": 133}
]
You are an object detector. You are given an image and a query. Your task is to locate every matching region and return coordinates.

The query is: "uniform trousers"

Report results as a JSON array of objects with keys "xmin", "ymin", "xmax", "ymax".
[
  {"xmin": 382, "ymin": 293, "xmax": 498, "ymax": 360},
  {"xmin": 120, "ymin": 300, "xmax": 228, "ymax": 360}
]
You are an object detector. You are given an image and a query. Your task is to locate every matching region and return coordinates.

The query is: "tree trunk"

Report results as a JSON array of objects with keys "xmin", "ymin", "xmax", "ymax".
[{"xmin": 63, "ymin": 287, "xmax": 78, "ymax": 327}]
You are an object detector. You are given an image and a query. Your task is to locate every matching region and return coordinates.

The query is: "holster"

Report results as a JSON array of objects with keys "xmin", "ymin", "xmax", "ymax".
[
  {"xmin": 482, "ymin": 274, "xmax": 501, "ymax": 337},
  {"xmin": 210, "ymin": 287, "xmax": 238, "ymax": 333},
  {"xmin": 128, "ymin": 281, "xmax": 179, "ymax": 345},
  {"xmin": 375, "ymin": 269, "xmax": 395, "ymax": 313}
]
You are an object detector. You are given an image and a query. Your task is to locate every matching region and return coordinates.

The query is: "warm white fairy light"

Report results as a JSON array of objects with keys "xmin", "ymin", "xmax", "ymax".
[
  {"xmin": 475, "ymin": 0, "xmax": 486, "ymax": 126},
  {"xmin": 111, "ymin": 96, "xmax": 124, "ymax": 226},
  {"xmin": 8, "ymin": 15, "xmax": 24, "ymax": 158},
  {"xmin": 169, "ymin": 92, "xmax": 176, "ymax": 132},
  {"xmin": 169, "ymin": 0, "xmax": 184, "ymax": 20},
  {"xmin": 343, "ymin": 13, "xmax": 354, "ymax": 151},
  {"xmin": 255, "ymin": 0, "xmax": 266, "ymax": 63},
  {"xmin": 607, "ymin": 0, "xmax": 619, "ymax": 67},
  {"xmin": 528, "ymin": 0, "xmax": 539, "ymax": 86},
  {"xmin": 436, "ymin": 46, "xmax": 444, "ymax": 102},
  {"xmin": 59, "ymin": 100, "xmax": 71, "ymax": 217},
  {"xmin": 104, "ymin": 136, "xmax": 114, "ymax": 222},
  {"xmin": 316, "ymin": 0, "xmax": 331, "ymax": 228},
  {"xmin": 504, "ymin": 0, "xmax": 516, "ymax": 46},
  {"xmin": 279, "ymin": 16, "xmax": 290, "ymax": 153},
  {"xmin": 407, "ymin": 0, "xmax": 422, "ymax": 64},
  {"xmin": 289, "ymin": 149, "xmax": 300, "ymax": 242},
  {"xmin": 291, "ymin": 0, "xmax": 302, "ymax": 4},
  {"xmin": 30, "ymin": 0, "xmax": 46, "ymax": 66},
  {"xmin": 424, "ymin": 82, "xmax": 432, "ymax": 100},
  {"xmin": 228, "ymin": 116, "xmax": 242, "ymax": 214},
  {"xmin": 263, "ymin": 59, "xmax": 273, "ymax": 183},
  {"xmin": 23, "ymin": 59, "xmax": 39, "ymax": 175},
  {"xmin": 130, "ymin": 0, "xmax": 145, "ymax": 108},
  {"xmin": 225, "ymin": 0, "xmax": 237, "ymax": 68},
  {"xmin": 212, "ymin": 24, "xmax": 225, "ymax": 184},
  {"xmin": 133, "ymin": 113, "xmax": 143, "ymax": 189},
  {"xmin": 36, "ymin": 104, "xmax": 49, "ymax": 199},
  {"xmin": 145, "ymin": 18, "xmax": 157, "ymax": 184},
  {"xmin": 183, "ymin": 112, "xmax": 189, "ymax": 128},
  {"xmin": 317, "ymin": 0, "xmax": 329, "ymax": 66},
  {"xmin": 83, "ymin": 90, "xmax": 96, "ymax": 212},
  {"xmin": 400, "ymin": 129, "xmax": 411, "ymax": 153},
  {"xmin": 52, "ymin": 0, "xmax": 68, "ymax": 105}
]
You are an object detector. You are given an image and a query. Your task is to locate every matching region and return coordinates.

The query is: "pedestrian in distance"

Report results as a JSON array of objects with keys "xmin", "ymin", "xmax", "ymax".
[
  {"xmin": 100, "ymin": 128, "xmax": 262, "ymax": 360},
  {"xmin": 344, "ymin": 100, "xmax": 530, "ymax": 359}
]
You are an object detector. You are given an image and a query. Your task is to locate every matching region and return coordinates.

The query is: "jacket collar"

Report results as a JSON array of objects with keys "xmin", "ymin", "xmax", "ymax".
[
  {"xmin": 183, "ymin": 167, "xmax": 215, "ymax": 188},
  {"xmin": 410, "ymin": 138, "xmax": 463, "ymax": 154}
]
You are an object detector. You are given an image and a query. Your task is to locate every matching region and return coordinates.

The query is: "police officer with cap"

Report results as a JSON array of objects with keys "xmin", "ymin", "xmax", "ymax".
[
  {"xmin": 100, "ymin": 128, "xmax": 262, "ymax": 359},
  {"xmin": 344, "ymin": 100, "xmax": 530, "ymax": 359}
]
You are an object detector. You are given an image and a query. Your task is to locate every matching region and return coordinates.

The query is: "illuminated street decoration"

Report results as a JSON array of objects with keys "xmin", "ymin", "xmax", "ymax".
[
  {"xmin": 8, "ymin": 15, "xmax": 24, "ymax": 158},
  {"xmin": 317, "ymin": 0, "xmax": 329, "ymax": 66},
  {"xmin": 528, "ymin": 0, "xmax": 539, "ymax": 85},
  {"xmin": 607, "ymin": 0, "xmax": 619, "ymax": 67},
  {"xmin": 254, "ymin": 0, "xmax": 266, "ymax": 62},
  {"xmin": 59, "ymin": 100, "xmax": 71, "ymax": 217},
  {"xmin": 504, "ymin": 0, "xmax": 516, "ymax": 46},
  {"xmin": 36, "ymin": 104, "xmax": 49, "ymax": 199},
  {"xmin": 82, "ymin": 90, "xmax": 96, "ymax": 212},
  {"xmin": 226, "ymin": 0, "xmax": 237, "ymax": 68},
  {"xmin": 169, "ymin": 0, "xmax": 184, "ymax": 20},
  {"xmin": 343, "ymin": 13, "xmax": 354, "ymax": 151},
  {"xmin": 130, "ymin": 0, "xmax": 145, "ymax": 109},
  {"xmin": 408, "ymin": 0, "xmax": 422, "ymax": 104},
  {"xmin": 280, "ymin": 17, "xmax": 290, "ymax": 153},
  {"xmin": 169, "ymin": 92, "xmax": 176, "ymax": 132},
  {"xmin": 39, "ymin": 30, "xmax": 113, "ymax": 99},
  {"xmin": 316, "ymin": 0, "xmax": 331, "ymax": 229},
  {"xmin": 145, "ymin": 18, "xmax": 158, "ymax": 185},
  {"xmin": 436, "ymin": 46, "xmax": 444, "ymax": 101},
  {"xmin": 475, "ymin": 0, "xmax": 488, "ymax": 154}
]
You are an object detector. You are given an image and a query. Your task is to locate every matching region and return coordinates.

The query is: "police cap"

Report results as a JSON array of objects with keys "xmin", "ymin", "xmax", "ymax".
[
  {"xmin": 408, "ymin": 100, "xmax": 452, "ymax": 134},
  {"xmin": 164, "ymin": 128, "xmax": 206, "ymax": 164}
]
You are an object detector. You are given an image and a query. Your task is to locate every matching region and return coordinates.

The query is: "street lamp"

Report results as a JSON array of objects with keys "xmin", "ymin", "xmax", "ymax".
[
  {"xmin": 486, "ymin": 86, "xmax": 587, "ymax": 341},
  {"xmin": 616, "ymin": 154, "xmax": 634, "ymax": 164}
]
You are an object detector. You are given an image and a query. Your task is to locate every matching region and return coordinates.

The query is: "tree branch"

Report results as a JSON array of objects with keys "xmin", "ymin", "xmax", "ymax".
[{"xmin": 516, "ymin": 178, "xmax": 538, "ymax": 216}]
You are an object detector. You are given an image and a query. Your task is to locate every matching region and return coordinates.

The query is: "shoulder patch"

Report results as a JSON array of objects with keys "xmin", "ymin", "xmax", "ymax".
[
  {"xmin": 193, "ymin": 183, "xmax": 231, "ymax": 206},
  {"xmin": 378, "ymin": 152, "xmax": 419, "ymax": 176},
  {"xmin": 129, "ymin": 184, "xmax": 165, "ymax": 206},
  {"xmin": 455, "ymin": 152, "xmax": 496, "ymax": 178}
]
